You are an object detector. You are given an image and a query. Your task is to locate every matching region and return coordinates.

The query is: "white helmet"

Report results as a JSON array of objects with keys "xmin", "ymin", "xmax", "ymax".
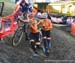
[
  {"xmin": 40, "ymin": 13, "xmax": 48, "ymax": 18},
  {"xmin": 36, "ymin": 12, "xmax": 42, "ymax": 18}
]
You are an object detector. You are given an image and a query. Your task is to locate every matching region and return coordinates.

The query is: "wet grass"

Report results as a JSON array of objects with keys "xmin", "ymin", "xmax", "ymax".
[{"xmin": 0, "ymin": 0, "xmax": 15, "ymax": 16}]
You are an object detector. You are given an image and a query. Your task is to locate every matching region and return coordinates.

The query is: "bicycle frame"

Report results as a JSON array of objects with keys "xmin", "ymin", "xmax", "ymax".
[{"xmin": 12, "ymin": 19, "xmax": 30, "ymax": 46}]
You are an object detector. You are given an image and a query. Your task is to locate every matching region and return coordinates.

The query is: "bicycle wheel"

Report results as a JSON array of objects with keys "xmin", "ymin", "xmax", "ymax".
[
  {"xmin": 24, "ymin": 23, "xmax": 30, "ymax": 41},
  {"xmin": 12, "ymin": 27, "xmax": 23, "ymax": 46}
]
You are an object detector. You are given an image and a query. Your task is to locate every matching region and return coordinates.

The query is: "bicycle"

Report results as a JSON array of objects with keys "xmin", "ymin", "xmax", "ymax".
[{"xmin": 12, "ymin": 20, "xmax": 30, "ymax": 46}]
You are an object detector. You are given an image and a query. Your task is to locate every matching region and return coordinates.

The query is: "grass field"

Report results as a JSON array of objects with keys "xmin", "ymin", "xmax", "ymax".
[
  {"xmin": 0, "ymin": 0, "xmax": 11, "ymax": 2},
  {"xmin": 0, "ymin": 0, "xmax": 15, "ymax": 16}
]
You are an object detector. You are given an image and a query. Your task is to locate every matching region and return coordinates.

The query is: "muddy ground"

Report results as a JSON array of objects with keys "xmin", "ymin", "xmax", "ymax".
[{"xmin": 0, "ymin": 24, "xmax": 75, "ymax": 63}]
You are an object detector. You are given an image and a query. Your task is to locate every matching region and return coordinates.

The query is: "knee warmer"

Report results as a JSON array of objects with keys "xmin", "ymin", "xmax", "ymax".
[
  {"xmin": 47, "ymin": 39, "xmax": 51, "ymax": 48},
  {"xmin": 31, "ymin": 42, "xmax": 36, "ymax": 52}
]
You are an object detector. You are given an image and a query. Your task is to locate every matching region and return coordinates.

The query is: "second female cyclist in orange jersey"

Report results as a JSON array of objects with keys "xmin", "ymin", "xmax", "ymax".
[{"xmin": 38, "ymin": 12, "xmax": 53, "ymax": 56}]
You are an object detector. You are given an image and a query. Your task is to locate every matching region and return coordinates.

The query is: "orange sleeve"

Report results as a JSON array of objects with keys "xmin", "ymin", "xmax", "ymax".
[
  {"xmin": 49, "ymin": 19, "xmax": 53, "ymax": 29},
  {"xmin": 30, "ymin": 20, "xmax": 37, "ymax": 31},
  {"xmin": 38, "ymin": 20, "xmax": 42, "ymax": 25},
  {"xmin": 30, "ymin": 25, "xmax": 35, "ymax": 30}
]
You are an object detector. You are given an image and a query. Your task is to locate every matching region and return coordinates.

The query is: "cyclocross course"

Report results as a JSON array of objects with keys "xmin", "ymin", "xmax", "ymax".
[
  {"xmin": 0, "ymin": 0, "xmax": 75, "ymax": 63},
  {"xmin": 0, "ymin": 25, "xmax": 75, "ymax": 63}
]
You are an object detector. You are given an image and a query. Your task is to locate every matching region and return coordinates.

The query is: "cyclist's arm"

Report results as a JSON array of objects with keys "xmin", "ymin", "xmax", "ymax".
[
  {"xmin": 18, "ymin": 15, "xmax": 29, "ymax": 23},
  {"xmin": 18, "ymin": 15, "xmax": 24, "ymax": 22},
  {"xmin": 13, "ymin": 4, "xmax": 20, "ymax": 14},
  {"xmin": 37, "ymin": 20, "xmax": 42, "ymax": 25},
  {"xmin": 23, "ymin": 14, "xmax": 30, "ymax": 22},
  {"xmin": 48, "ymin": 19, "xmax": 53, "ymax": 29},
  {"xmin": 50, "ymin": 21, "xmax": 53, "ymax": 29},
  {"xmin": 23, "ymin": 19, "xmax": 30, "ymax": 22},
  {"xmin": 30, "ymin": 24, "xmax": 36, "ymax": 31}
]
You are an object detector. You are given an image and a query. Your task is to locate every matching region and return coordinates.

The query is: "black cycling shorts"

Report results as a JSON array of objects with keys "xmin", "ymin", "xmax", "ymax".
[
  {"xmin": 29, "ymin": 32, "xmax": 40, "ymax": 42},
  {"xmin": 41, "ymin": 29, "xmax": 51, "ymax": 37}
]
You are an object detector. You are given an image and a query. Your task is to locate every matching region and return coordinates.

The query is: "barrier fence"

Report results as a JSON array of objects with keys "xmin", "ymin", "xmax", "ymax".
[{"xmin": 0, "ymin": 3, "xmax": 19, "ymax": 38}]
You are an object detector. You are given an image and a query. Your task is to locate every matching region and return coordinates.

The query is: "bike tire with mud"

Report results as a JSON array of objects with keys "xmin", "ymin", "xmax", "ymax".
[{"xmin": 12, "ymin": 27, "xmax": 23, "ymax": 46}]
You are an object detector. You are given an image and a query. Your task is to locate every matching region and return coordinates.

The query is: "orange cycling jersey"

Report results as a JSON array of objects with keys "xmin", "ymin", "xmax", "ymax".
[
  {"xmin": 39, "ymin": 18, "xmax": 53, "ymax": 31},
  {"xmin": 30, "ymin": 19, "xmax": 39, "ymax": 33}
]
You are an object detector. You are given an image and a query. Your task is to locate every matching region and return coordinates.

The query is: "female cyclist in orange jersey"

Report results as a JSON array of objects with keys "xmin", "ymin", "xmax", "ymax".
[
  {"xmin": 38, "ymin": 12, "xmax": 53, "ymax": 56},
  {"xmin": 29, "ymin": 18, "xmax": 41, "ymax": 57}
]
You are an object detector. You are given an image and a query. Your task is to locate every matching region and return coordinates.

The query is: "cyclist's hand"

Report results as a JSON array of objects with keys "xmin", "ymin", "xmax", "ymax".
[{"xmin": 23, "ymin": 20, "xmax": 29, "ymax": 23}]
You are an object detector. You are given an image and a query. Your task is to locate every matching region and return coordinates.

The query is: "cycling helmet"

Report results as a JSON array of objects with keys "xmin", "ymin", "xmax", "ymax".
[
  {"xmin": 36, "ymin": 12, "xmax": 42, "ymax": 18},
  {"xmin": 40, "ymin": 13, "xmax": 48, "ymax": 19}
]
